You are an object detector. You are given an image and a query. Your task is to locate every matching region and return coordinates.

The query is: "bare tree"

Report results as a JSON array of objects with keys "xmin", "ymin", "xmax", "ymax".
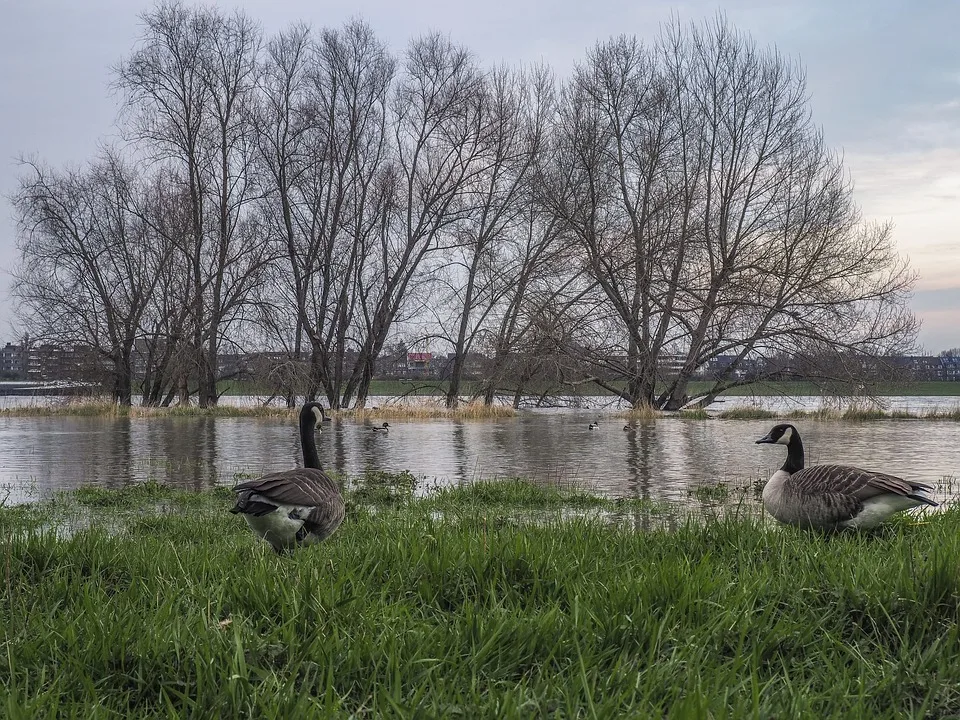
[
  {"xmin": 656, "ymin": 16, "xmax": 916, "ymax": 408},
  {"xmin": 428, "ymin": 64, "xmax": 554, "ymax": 408},
  {"xmin": 542, "ymin": 16, "xmax": 916, "ymax": 410},
  {"xmin": 115, "ymin": 1, "xmax": 269, "ymax": 407},
  {"xmin": 251, "ymin": 23, "xmax": 314, "ymax": 406},
  {"xmin": 12, "ymin": 152, "xmax": 174, "ymax": 404},
  {"xmin": 340, "ymin": 32, "xmax": 493, "ymax": 408},
  {"xmin": 255, "ymin": 19, "xmax": 396, "ymax": 409}
]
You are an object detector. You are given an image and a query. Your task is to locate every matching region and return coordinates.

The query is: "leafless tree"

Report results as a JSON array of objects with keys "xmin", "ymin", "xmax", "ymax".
[
  {"xmin": 339, "ymin": 32, "xmax": 492, "ymax": 408},
  {"xmin": 255, "ymin": 19, "xmax": 396, "ymax": 409},
  {"xmin": 12, "ymin": 152, "xmax": 174, "ymax": 404},
  {"xmin": 115, "ymin": 1, "xmax": 269, "ymax": 407},
  {"xmin": 543, "ymin": 16, "xmax": 916, "ymax": 410},
  {"xmin": 428, "ymin": 64, "xmax": 556, "ymax": 408},
  {"xmin": 12, "ymin": 6, "xmax": 919, "ymax": 411},
  {"xmin": 251, "ymin": 23, "xmax": 314, "ymax": 406}
]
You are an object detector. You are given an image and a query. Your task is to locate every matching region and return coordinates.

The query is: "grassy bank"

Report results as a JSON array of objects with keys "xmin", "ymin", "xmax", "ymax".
[
  {"xmin": 1, "ymin": 478, "xmax": 956, "ymax": 717},
  {"xmin": 716, "ymin": 406, "xmax": 960, "ymax": 421}
]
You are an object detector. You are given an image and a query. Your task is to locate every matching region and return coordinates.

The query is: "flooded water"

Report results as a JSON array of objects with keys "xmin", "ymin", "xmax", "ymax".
[{"xmin": 1, "ymin": 402, "xmax": 958, "ymax": 508}]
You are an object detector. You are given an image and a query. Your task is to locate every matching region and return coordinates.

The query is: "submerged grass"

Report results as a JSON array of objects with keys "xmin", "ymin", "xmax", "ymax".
[
  {"xmin": 340, "ymin": 401, "xmax": 516, "ymax": 420},
  {"xmin": 0, "ymin": 399, "xmax": 517, "ymax": 420},
  {"xmin": 2, "ymin": 396, "xmax": 958, "ymax": 422},
  {"xmin": 711, "ymin": 405, "xmax": 960, "ymax": 421},
  {"xmin": 1, "ymin": 478, "xmax": 956, "ymax": 717},
  {"xmin": 716, "ymin": 406, "xmax": 779, "ymax": 420},
  {"xmin": 0, "ymin": 401, "xmax": 296, "ymax": 419}
]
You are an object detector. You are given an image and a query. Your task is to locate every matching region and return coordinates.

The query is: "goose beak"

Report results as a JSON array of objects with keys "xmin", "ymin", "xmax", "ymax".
[{"xmin": 755, "ymin": 433, "xmax": 775, "ymax": 444}]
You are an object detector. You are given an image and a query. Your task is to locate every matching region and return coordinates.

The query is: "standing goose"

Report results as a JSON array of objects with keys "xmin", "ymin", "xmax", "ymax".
[
  {"xmin": 755, "ymin": 423, "xmax": 937, "ymax": 531},
  {"xmin": 230, "ymin": 402, "xmax": 345, "ymax": 553}
]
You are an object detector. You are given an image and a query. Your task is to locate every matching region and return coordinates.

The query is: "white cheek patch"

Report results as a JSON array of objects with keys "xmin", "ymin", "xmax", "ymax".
[
  {"xmin": 312, "ymin": 407, "xmax": 324, "ymax": 424},
  {"xmin": 776, "ymin": 427, "xmax": 792, "ymax": 445}
]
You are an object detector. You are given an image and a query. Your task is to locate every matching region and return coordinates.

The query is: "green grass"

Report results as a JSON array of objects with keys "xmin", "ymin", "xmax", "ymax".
[
  {"xmin": 1, "ymin": 478, "xmax": 956, "ymax": 717},
  {"xmin": 218, "ymin": 379, "xmax": 960, "ymax": 398}
]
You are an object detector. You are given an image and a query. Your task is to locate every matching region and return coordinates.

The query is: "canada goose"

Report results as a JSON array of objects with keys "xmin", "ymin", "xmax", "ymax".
[
  {"xmin": 755, "ymin": 423, "xmax": 937, "ymax": 531},
  {"xmin": 370, "ymin": 422, "xmax": 390, "ymax": 432},
  {"xmin": 230, "ymin": 402, "xmax": 345, "ymax": 554},
  {"xmin": 589, "ymin": 422, "xmax": 599, "ymax": 430}
]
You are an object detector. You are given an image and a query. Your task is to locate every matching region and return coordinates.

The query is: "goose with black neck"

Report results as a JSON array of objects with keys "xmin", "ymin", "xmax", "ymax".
[
  {"xmin": 755, "ymin": 423, "xmax": 937, "ymax": 531},
  {"xmin": 230, "ymin": 402, "xmax": 345, "ymax": 553}
]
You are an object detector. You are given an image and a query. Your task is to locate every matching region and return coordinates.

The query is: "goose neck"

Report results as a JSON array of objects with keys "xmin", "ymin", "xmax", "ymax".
[
  {"xmin": 300, "ymin": 412, "xmax": 321, "ymax": 469},
  {"xmin": 782, "ymin": 432, "xmax": 804, "ymax": 474}
]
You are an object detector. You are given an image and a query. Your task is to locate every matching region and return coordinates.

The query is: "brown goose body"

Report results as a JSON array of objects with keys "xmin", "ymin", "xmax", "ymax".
[
  {"xmin": 756, "ymin": 423, "xmax": 937, "ymax": 531},
  {"xmin": 230, "ymin": 403, "xmax": 345, "ymax": 553}
]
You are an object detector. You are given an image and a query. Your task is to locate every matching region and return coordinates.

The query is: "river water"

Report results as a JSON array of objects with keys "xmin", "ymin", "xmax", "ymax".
[{"xmin": 1, "ymin": 395, "xmax": 958, "ymax": 508}]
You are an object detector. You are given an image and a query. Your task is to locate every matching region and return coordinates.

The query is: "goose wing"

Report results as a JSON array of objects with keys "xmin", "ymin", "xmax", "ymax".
[
  {"xmin": 791, "ymin": 464, "xmax": 933, "ymax": 502},
  {"xmin": 301, "ymin": 501, "xmax": 346, "ymax": 542},
  {"xmin": 233, "ymin": 468, "xmax": 342, "ymax": 507}
]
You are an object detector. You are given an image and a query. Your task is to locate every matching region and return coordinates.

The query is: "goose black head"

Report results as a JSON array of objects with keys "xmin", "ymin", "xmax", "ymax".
[
  {"xmin": 301, "ymin": 402, "xmax": 332, "ymax": 428},
  {"xmin": 755, "ymin": 423, "xmax": 797, "ymax": 446}
]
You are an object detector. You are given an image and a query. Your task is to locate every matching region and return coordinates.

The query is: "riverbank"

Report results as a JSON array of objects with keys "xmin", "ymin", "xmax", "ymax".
[
  {"xmin": 1, "ymin": 479, "xmax": 955, "ymax": 717},
  {"xmin": 0, "ymin": 399, "xmax": 519, "ymax": 419},
  {"xmin": 2, "ymin": 396, "xmax": 959, "ymax": 420},
  {"xmin": 214, "ymin": 379, "xmax": 960, "ymax": 398}
]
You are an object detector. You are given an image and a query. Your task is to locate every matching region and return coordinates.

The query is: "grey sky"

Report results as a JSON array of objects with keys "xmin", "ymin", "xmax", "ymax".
[{"xmin": 2, "ymin": 0, "xmax": 957, "ymax": 350}]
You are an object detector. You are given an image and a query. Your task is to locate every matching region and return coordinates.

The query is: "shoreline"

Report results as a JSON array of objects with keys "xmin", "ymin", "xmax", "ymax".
[{"xmin": 0, "ymin": 398, "xmax": 958, "ymax": 420}]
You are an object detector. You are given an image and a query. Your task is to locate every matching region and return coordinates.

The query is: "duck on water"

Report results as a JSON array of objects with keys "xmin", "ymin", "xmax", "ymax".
[
  {"xmin": 755, "ymin": 423, "xmax": 937, "ymax": 531},
  {"xmin": 230, "ymin": 402, "xmax": 345, "ymax": 554}
]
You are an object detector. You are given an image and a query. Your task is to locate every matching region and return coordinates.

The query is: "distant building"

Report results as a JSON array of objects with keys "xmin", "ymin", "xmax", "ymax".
[
  {"xmin": 939, "ymin": 356, "xmax": 960, "ymax": 381},
  {"xmin": 26, "ymin": 343, "xmax": 83, "ymax": 381},
  {"xmin": 657, "ymin": 354, "xmax": 686, "ymax": 376},
  {"xmin": 406, "ymin": 352, "xmax": 433, "ymax": 377},
  {"xmin": 439, "ymin": 351, "xmax": 488, "ymax": 380},
  {"xmin": 884, "ymin": 355, "xmax": 957, "ymax": 381},
  {"xmin": 0, "ymin": 342, "xmax": 26, "ymax": 379}
]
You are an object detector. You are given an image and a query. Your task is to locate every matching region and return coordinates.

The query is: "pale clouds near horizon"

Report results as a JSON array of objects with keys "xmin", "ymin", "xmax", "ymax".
[{"xmin": 1, "ymin": 0, "xmax": 957, "ymax": 350}]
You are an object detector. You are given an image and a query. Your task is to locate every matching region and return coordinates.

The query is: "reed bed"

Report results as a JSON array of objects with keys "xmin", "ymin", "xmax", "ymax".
[
  {"xmin": 0, "ymin": 401, "xmax": 295, "ymax": 419},
  {"xmin": 620, "ymin": 404, "xmax": 662, "ymax": 422},
  {"xmin": 3, "ymin": 398, "xmax": 960, "ymax": 422},
  {"xmin": 0, "ymin": 399, "xmax": 517, "ymax": 420},
  {"xmin": 713, "ymin": 405, "xmax": 960, "ymax": 421},
  {"xmin": 1, "ymin": 477, "xmax": 956, "ymax": 717},
  {"xmin": 338, "ymin": 400, "xmax": 517, "ymax": 420}
]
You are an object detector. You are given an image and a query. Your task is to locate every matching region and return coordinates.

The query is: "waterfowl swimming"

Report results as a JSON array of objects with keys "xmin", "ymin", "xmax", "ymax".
[
  {"xmin": 230, "ymin": 402, "xmax": 345, "ymax": 554},
  {"xmin": 623, "ymin": 425, "xmax": 631, "ymax": 431},
  {"xmin": 370, "ymin": 422, "xmax": 390, "ymax": 432},
  {"xmin": 589, "ymin": 422, "xmax": 599, "ymax": 430},
  {"xmin": 755, "ymin": 423, "xmax": 937, "ymax": 531}
]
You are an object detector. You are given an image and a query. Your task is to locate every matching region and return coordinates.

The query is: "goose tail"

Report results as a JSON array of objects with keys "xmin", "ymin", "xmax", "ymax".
[{"xmin": 230, "ymin": 491, "xmax": 279, "ymax": 516}]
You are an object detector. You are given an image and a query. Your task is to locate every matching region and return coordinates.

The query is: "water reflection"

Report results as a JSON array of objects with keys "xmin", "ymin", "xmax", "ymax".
[{"xmin": 1, "ymin": 412, "xmax": 958, "ymax": 510}]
